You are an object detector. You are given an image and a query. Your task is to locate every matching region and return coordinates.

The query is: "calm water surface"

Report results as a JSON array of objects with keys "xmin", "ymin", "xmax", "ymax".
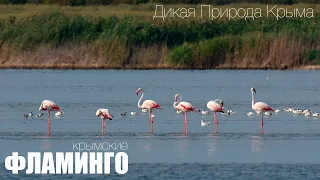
[{"xmin": 1, "ymin": 69, "xmax": 320, "ymax": 179}]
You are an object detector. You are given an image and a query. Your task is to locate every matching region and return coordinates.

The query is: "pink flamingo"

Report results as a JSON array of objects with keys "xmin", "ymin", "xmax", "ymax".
[
  {"xmin": 207, "ymin": 99, "xmax": 225, "ymax": 125},
  {"xmin": 96, "ymin": 108, "xmax": 114, "ymax": 135},
  {"xmin": 136, "ymin": 88, "xmax": 162, "ymax": 124},
  {"xmin": 39, "ymin": 100, "xmax": 61, "ymax": 136},
  {"xmin": 173, "ymin": 94, "xmax": 198, "ymax": 134},
  {"xmin": 251, "ymin": 87, "xmax": 274, "ymax": 129}
]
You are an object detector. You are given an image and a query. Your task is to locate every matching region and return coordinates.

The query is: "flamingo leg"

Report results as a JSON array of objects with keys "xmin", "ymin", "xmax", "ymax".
[
  {"xmin": 48, "ymin": 110, "xmax": 51, "ymax": 136},
  {"xmin": 260, "ymin": 125, "xmax": 264, "ymax": 135},
  {"xmin": 261, "ymin": 112, "xmax": 264, "ymax": 126},
  {"xmin": 101, "ymin": 118, "xmax": 103, "ymax": 135},
  {"xmin": 214, "ymin": 111, "xmax": 218, "ymax": 124},
  {"xmin": 148, "ymin": 110, "xmax": 151, "ymax": 124},
  {"xmin": 101, "ymin": 117, "xmax": 106, "ymax": 135},
  {"xmin": 103, "ymin": 119, "xmax": 106, "ymax": 135},
  {"xmin": 184, "ymin": 112, "xmax": 188, "ymax": 135},
  {"xmin": 214, "ymin": 124, "xmax": 218, "ymax": 134},
  {"xmin": 151, "ymin": 123, "xmax": 154, "ymax": 133}
]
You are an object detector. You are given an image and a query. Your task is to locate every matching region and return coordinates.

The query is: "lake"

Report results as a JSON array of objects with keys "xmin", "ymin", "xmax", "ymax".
[{"xmin": 1, "ymin": 69, "xmax": 320, "ymax": 179}]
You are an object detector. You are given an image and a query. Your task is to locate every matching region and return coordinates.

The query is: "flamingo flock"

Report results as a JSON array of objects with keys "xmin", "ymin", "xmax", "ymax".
[{"xmin": 21, "ymin": 87, "xmax": 319, "ymax": 136}]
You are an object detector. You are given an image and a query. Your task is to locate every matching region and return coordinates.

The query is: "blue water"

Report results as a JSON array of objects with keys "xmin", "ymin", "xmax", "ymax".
[{"xmin": 1, "ymin": 69, "xmax": 320, "ymax": 179}]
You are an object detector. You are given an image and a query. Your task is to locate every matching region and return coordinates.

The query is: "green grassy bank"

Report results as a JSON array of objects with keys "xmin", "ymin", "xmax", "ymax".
[{"xmin": 0, "ymin": 3, "xmax": 319, "ymax": 69}]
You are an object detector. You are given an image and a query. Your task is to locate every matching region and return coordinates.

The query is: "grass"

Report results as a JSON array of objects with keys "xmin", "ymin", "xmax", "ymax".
[
  {"xmin": 0, "ymin": 3, "xmax": 319, "ymax": 19},
  {"xmin": 0, "ymin": 3, "xmax": 319, "ymax": 69}
]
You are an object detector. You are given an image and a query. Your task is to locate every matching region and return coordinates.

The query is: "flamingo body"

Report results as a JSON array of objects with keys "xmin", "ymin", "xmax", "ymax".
[
  {"xmin": 96, "ymin": 108, "xmax": 113, "ymax": 120},
  {"xmin": 207, "ymin": 101, "xmax": 224, "ymax": 112},
  {"xmin": 252, "ymin": 102, "xmax": 274, "ymax": 112},
  {"xmin": 175, "ymin": 101, "xmax": 196, "ymax": 112},
  {"xmin": 140, "ymin": 100, "xmax": 161, "ymax": 110},
  {"xmin": 39, "ymin": 100, "xmax": 61, "ymax": 111}
]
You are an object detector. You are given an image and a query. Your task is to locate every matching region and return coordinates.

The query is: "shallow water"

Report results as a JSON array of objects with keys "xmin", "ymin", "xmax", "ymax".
[{"xmin": 1, "ymin": 69, "xmax": 320, "ymax": 179}]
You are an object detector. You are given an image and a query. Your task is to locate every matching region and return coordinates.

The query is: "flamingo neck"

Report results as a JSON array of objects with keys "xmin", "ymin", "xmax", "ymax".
[
  {"xmin": 173, "ymin": 94, "xmax": 182, "ymax": 108},
  {"xmin": 138, "ymin": 91, "xmax": 144, "ymax": 108},
  {"xmin": 251, "ymin": 91, "xmax": 255, "ymax": 108}
]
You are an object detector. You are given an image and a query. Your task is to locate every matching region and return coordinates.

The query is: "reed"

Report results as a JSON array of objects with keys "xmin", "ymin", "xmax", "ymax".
[{"xmin": 0, "ymin": 4, "xmax": 319, "ymax": 69}]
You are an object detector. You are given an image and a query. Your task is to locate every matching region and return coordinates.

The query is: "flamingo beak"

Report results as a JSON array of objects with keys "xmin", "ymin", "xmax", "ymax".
[{"xmin": 253, "ymin": 88, "xmax": 256, "ymax": 93}]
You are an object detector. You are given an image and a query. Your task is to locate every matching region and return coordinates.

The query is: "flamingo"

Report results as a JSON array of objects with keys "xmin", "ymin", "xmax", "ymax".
[
  {"xmin": 251, "ymin": 87, "xmax": 274, "ymax": 127},
  {"xmin": 96, "ymin": 108, "xmax": 114, "ymax": 135},
  {"xmin": 136, "ymin": 88, "xmax": 161, "ymax": 124},
  {"xmin": 39, "ymin": 100, "xmax": 61, "ymax": 135},
  {"xmin": 207, "ymin": 99, "xmax": 225, "ymax": 125},
  {"xmin": 173, "ymin": 94, "xmax": 198, "ymax": 134}
]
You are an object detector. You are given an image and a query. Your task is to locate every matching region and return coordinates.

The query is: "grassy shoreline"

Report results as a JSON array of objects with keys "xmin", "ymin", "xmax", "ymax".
[{"xmin": 0, "ymin": 4, "xmax": 319, "ymax": 70}]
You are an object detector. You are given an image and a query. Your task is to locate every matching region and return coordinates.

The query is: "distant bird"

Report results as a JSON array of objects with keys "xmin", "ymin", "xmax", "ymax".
[
  {"xmin": 305, "ymin": 112, "xmax": 312, "ymax": 117},
  {"xmin": 22, "ymin": 112, "xmax": 33, "ymax": 118},
  {"xmin": 222, "ymin": 109, "xmax": 234, "ymax": 116},
  {"xmin": 201, "ymin": 110, "xmax": 209, "ymax": 115},
  {"xmin": 284, "ymin": 107, "xmax": 291, "ymax": 112},
  {"xmin": 275, "ymin": 109, "xmax": 281, "ymax": 113},
  {"xmin": 251, "ymin": 87, "xmax": 274, "ymax": 127},
  {"xmin": 136, "ymin": 88, "xmax": 162, "ymax": 124},
  {"xmin": 201, "ymin": 120, "xmax": 210, "ymax": 127},
  {"xmin": 207, "ymin": 99, "xmax": 225, "ymax": 125},
  {"xmin": 36, "ymin": 113, "xmax": 43, "ymax": 118},
  {"xmin": 222, "ymin": 111, "xmax": 231, "ymax": 116},
  {"xmin": 96, "ymin": 108, "xmax": 114, "ymax": 135},
  {"xmin": 39, "ymin": 100, "xmax": 61, "ymax": 135},
  {"xmin": 227, "ymin": 109, "xmax": 235, "ymax": 114},
  {"xmin": 265, "ymin": 111, "xmax": 272, "ymax": 116},
  {"xmin": 313, "ymin": 113, "xmax": 320, "ymax": 117},
  {"xmin": 247, "ymin": 112, "xmax": 254, "ymax": 116},
  {"xmin": 151, "ymin": 114, "xmax": 155, "ymax": 119},
  {"xmin": 303, "ymin": 109, "xmax": 312, "ymax": 114},
  {"xmin": 120, "ymin": 112, "xmax": 127, "ymax": 117},
  {"xmin": 55, "ymin": 111, "xmax": 63, "ymax": 116},
  {"xmin": 293, "ymin": 109, "xmax": 303, "ymax": 115},
  {"xmin": 173, "ymin": 94, "xmax": 198, "ymax": 134},
  {"xmin": 131, "ymin": 111, "xmax": 139, "ymax": 116}
]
